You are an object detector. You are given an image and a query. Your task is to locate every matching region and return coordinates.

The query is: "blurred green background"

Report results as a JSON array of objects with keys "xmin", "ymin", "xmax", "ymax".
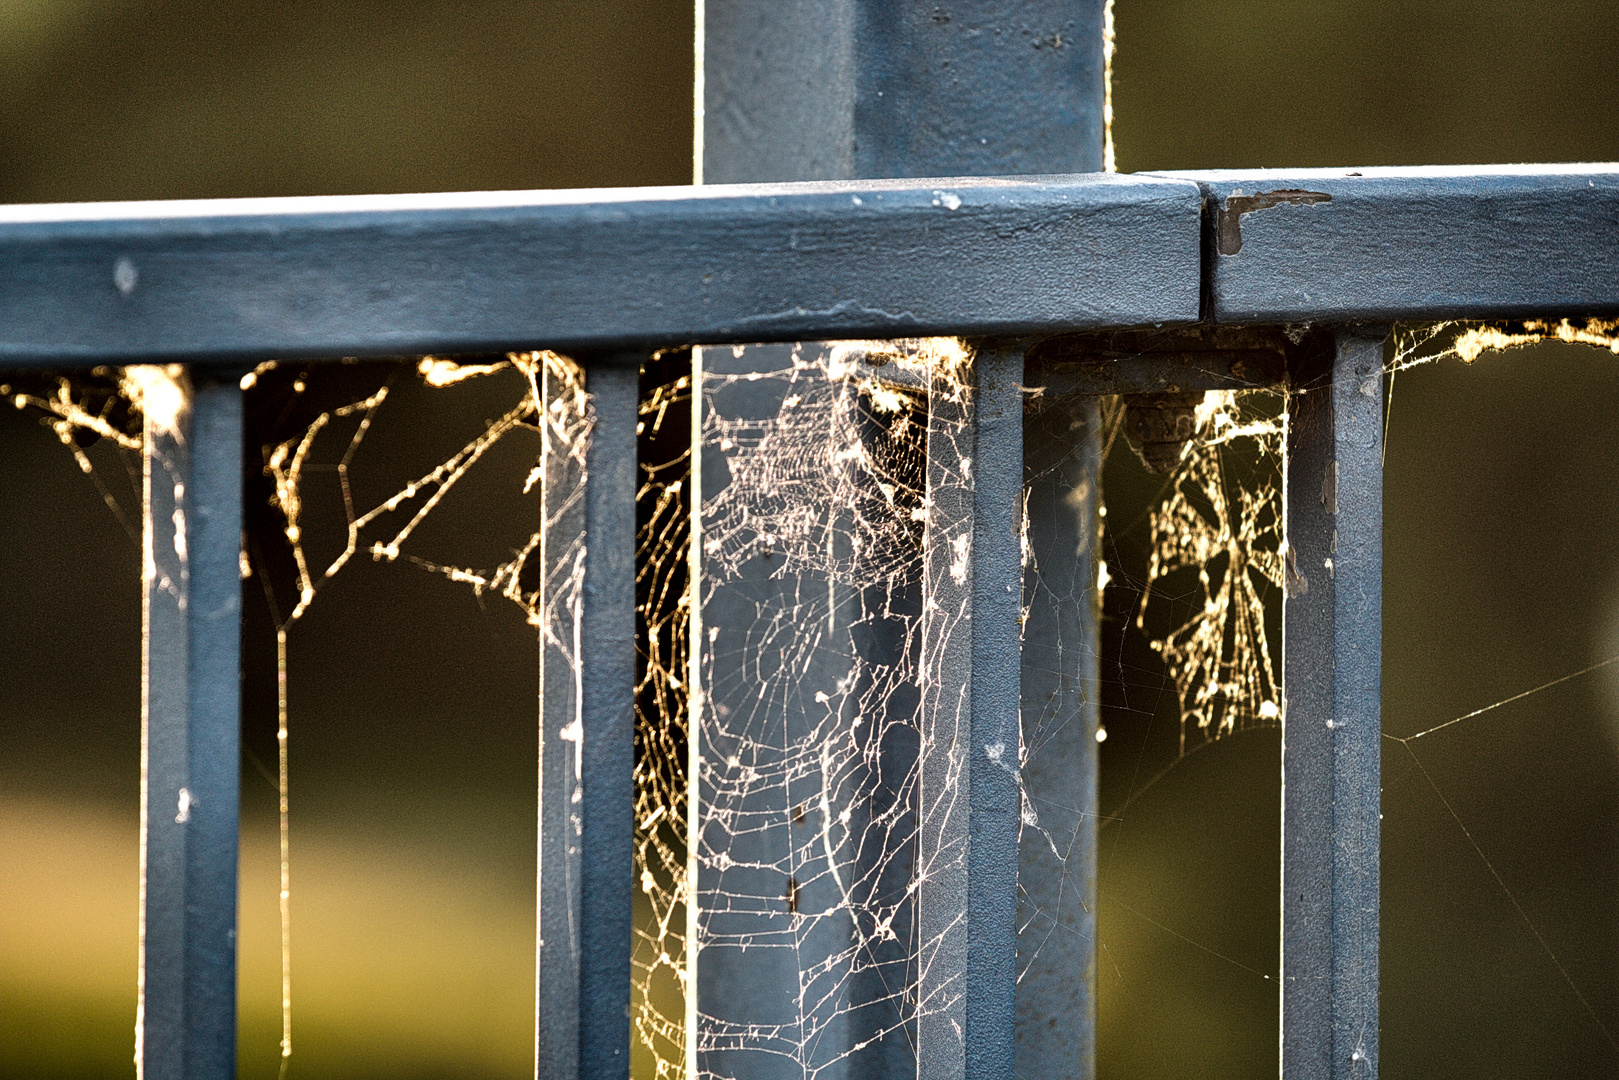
[{"xmin": 2, "ymin": 1, "xmax": 1618, "ymax": 1078}]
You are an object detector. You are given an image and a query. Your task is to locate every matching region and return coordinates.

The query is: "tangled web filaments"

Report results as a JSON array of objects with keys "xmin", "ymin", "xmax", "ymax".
[{"xmin": 1136, "ymin": 391, "xmax": 1284, "ymax": 753}]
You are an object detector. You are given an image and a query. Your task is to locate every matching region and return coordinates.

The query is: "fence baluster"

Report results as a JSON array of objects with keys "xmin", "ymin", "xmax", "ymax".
[
  {"xmin": 1282, "ymin": 328, "xmax": 1385, "ymax": 1079},
  {"xmin": 139, "ymin": 370, "xmax": 243, "ymax": 1080},
  {"xmin": 917, "ymin": 344, "xmax": 1024, "ymax": 1080},
  {"xmin": 537, "ymin": 353, "xmax": 640, "ymax": 1080}
]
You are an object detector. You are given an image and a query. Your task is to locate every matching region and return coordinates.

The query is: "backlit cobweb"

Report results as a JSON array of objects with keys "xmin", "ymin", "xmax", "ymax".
[
  {"xmin": 662, "ymin": 339, "xmax": 965, "ymax": 1080},
  {"xmin": 8, "ymin": 334, "xmax": 1327, "ymax": 1077},
  {"xmin": 1133, "ymin": 390, "xmax": 1285, "ymax": 754}
]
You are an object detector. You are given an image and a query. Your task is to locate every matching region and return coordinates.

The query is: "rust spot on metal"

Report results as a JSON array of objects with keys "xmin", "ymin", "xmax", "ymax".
[{"xmin": 1217, "ymin": 189, "xmax": 1332, "ymax": 255}]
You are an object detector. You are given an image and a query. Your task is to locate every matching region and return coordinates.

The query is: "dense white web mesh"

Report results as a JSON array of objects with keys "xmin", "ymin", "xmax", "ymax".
[
  {"xmin": 665, "ymin": 340, "xmax": 965, "ymax": 1080},
  {"xmin": 15, "ymin": 314, "xmax": 1619, "ymax": 1077}
]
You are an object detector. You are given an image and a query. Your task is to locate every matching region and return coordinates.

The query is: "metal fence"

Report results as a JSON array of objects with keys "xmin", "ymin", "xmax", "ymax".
[{"xmin": 2, "ymin": 3, "xmax": 1617, "ymax": 1079}]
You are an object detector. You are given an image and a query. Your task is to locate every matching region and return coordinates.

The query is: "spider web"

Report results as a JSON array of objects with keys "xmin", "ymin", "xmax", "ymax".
[
  {"xmin": 6, "ymin": 332, "xmax": 1433, "ymax": 1077},
  {"xmin": 1132, "ymin": 390, "xmax": 1285, "ymax": 754},
  {"xmin": 7, "ymin": 343, "xmax": 1275, "ymax": 1077},
  {"xmin": 9, "ymin": 354, "xmax": 575, "ymax": 1072},
  {"xmin": 662, "ymin": 339, "xmax": 964, "ymax": 1080}
]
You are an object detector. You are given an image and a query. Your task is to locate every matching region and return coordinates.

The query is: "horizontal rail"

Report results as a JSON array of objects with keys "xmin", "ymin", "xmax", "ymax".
[
  {"xmin": 1156, "ymin": 164, "xmax": 1619, "ymax": 323},
  {"xmin": 0, "ymin": 175, "xmax": 1199, "ymax": 365},
  {"xmin": 7, "ymin": 165, "xmax": 1615, "ymax": 368}
]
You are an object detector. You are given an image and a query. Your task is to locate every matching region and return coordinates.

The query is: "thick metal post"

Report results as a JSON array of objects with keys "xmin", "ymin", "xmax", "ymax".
[
  {"xmin": 701, "ymin": 4, "xmax": 1109, "ymax": 1078},
  {"xmin": 537, "ymin": 353, "xmax": 639, "ymax": 1080},
  {"xmin": 690, "ymin": 342, "xmax": 867, "ymax": 1080},
  {"xmin": 1015, "ymin": 395, "xmax": 1102, "ymax": 1077},
  {"xmin": 1281, "ymin": 329, "xmax": 1384, "ymax": 1079},
  {"xmin": 702, "ymin": 1, "xmax": 1109, "ymax": 183},
  {"xmin": 138, "ymin": 369, "xmax": 243, "ymax": 1080}
]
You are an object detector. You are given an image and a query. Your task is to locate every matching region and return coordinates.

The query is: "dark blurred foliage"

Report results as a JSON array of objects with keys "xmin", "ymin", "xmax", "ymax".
[
  {"xmin": 1, "ymin": 1, "xmax": 1618, "ymax": 1078},
  {"xmin": 0, "ymin": 0, "xmax": 693, "ymax": 202}
]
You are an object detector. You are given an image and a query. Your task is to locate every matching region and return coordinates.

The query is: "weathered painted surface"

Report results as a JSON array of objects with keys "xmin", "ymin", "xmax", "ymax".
[
  {"xmin": 1281, "ymin": 329, "xmax": 1384, "ymax": 1080},
  {"xmin": 703, "ymin": 0, "xmax": 1109, "ymax": 183},
  {"xmin": 0, "ymin": 176, "xmax": 1199, "ymax": 365},
  {"xmin": 1157, "ymin": 165, "xmax": 1619, "ymax": 323},
  {"xmin": 139, "ymin": 373, "xmax": 243, "ymax": 1080}
]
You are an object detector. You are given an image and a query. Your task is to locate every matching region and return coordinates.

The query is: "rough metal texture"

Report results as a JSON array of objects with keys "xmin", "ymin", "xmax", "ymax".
[
  {"xmin": 0, "ymin": 177, "xmax": 1200, "ymax": 365},
  {"xmin": 139, "ymin": 375, "xmax": 243, "ymax": 1080},
  {"xmin": 577, "ymin": 356, "xmax": 641, "ymax": 1079},
  {"xmin": 1282, "ymin": 329, "xmax": 1384, "ymax": 1079},
  {"xmin": 917, "ymin": 345, "xmax": 1026, "ymax": 1080},
  {"xmin": 701, "ymin": 3, "xmax": 1111, "ymax": 1077},
  {"xmin": 534, "ymin": 353, "xmax": 641, "ymax": 1080},
  {"xmin": 963, "ymin": 347, "xmax": 1026, "ymax": 1080},
  {"xmin": 1154, "ymin": 165, "xmax": 1619, "ymax": 323},
  {"xmin": 1014, "ymin": 395, "xmax": 1100, "ymax": 1080},
  {"xmin": 703, "ymin": 0, "xmax": 1108, "ymax": 183}
]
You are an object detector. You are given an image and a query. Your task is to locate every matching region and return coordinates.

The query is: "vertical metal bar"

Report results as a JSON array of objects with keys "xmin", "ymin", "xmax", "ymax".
[
  {"xmin": 917, "ymin": 344, "xmax": 1024, "ymax": 1080},
  {"xmin": 1282, "ymin": 328, "xmax": 1384, "ymax": 1080},
  {"xmin": 1015, "ymin": 396, "xmax": 1102, "ymax": 1078},
  {"xmin": 537, "ymin": 353, "xmax": 641, "ymax": 1080},
  {"xmin": 139, "ymin": 368, "xmax": 243, "ymax": 1080},
  {"xmin": 964, "ymin": 346, "xmax": 1026, "ymax": 1080},
  {"xmin": 537, "ymin": 353, "xmax": 583, "ymax": 1080},
  {"xmin": 579, "ymin": 355, "xmax": 641, "ymax": 1079}
]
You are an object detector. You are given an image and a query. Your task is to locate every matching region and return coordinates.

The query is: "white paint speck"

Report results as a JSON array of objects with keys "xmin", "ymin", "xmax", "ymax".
[{"xmin": 114, "ymin": 257, "xmax": 138, "ymax": 296}]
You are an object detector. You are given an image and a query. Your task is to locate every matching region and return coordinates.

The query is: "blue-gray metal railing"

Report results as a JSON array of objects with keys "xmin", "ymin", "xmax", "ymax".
[
  {"xmin": 1157, "ymin": 166, "xmax": 1619, "ymax": 323},
  {"xmin": 703, "ymin": 5, "xmax": 1108, "ymax": 1074},
  {"xmin": 535, "ymin": 353, "xmax": 642, "ymax": 1078},
  {"xmin": 1282, "ymin": 329, "xmax": 1385, "ymax": 1079},
  {"xmin": 0, "ymin": 177, "xmax": 1197, "ymax": 364},
  {"xmin": 138, "ymin": 372, "xmax": 243, "ymax": 1080},
  {"xmin": 3, "ymin": 22, "xmax": 1618, "ymax": 1076},
  {"xmin": 4, "ymin": 167, "xmax": 1614, "ymax": 365}
]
